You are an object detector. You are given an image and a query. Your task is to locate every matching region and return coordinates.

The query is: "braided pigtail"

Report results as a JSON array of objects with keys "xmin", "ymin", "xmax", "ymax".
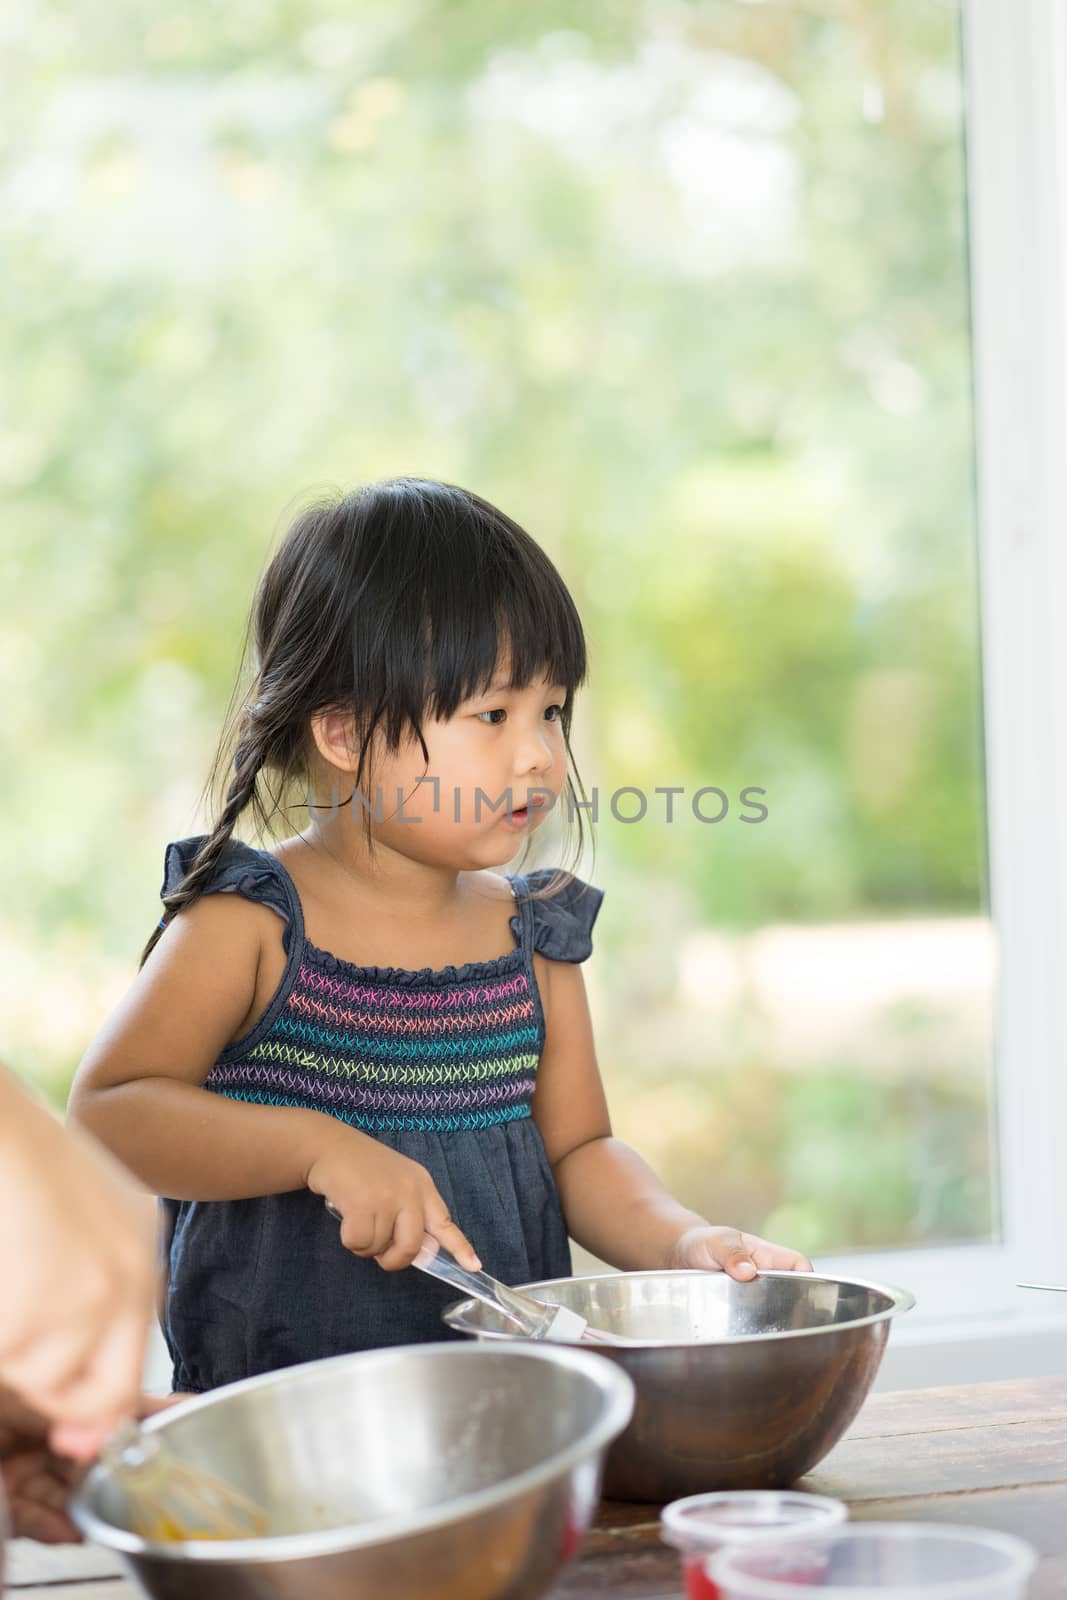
[{"xmin": 139, "ymin": 728, "xmax": 269, "ymax": 969}]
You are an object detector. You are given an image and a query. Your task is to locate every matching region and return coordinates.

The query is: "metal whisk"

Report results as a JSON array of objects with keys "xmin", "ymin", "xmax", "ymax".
[
  {"xmin": 410, "ymin": 1234, "xmax": 638, "ymax": 1343},
  {"xmin": 100, "ymin": 1419, "xmax": 269, "ymax": 1543}
]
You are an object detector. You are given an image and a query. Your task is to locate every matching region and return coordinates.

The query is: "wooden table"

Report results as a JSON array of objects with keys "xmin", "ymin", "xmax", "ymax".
[{"xmin": 7, "ymin": 1375, "xmax": 1067, "ymax": 1598}]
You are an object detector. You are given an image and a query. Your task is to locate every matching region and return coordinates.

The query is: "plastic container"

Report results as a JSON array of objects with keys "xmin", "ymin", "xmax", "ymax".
[
  {"xmin": 710, "ymin": 1522, "xmax": 1037, "ymax": 1599},
  {"xmin": 660, "ymin": 1491, "xmax": 848, "ymax": 1600}
]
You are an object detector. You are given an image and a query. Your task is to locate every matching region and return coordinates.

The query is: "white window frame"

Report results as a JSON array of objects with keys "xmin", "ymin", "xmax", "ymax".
[{"xmin": 814, "ymin": 0, "xmax": 1067, "ymax": 1388}]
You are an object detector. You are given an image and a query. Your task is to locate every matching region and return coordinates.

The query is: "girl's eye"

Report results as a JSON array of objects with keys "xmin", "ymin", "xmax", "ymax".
[{"xmin": 476, "ymin": 704, "xmax": 564, "ymax": 726}]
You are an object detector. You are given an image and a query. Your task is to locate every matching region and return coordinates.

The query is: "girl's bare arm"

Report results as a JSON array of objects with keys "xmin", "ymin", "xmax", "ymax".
[
  {"xmin": 69, "ymin": 894, "xmax": 342, "ymax": 1198},
  {"xmin": 68, "ymin": 893, "xmax": 481, "ymax": 1269},
  {"xmin": 532, "ymin": 956, "xmax": 811, "ymax": 1276}
]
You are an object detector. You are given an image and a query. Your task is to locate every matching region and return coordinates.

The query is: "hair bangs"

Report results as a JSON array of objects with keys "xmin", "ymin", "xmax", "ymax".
[{"xmin": 407, "ymin": 484, "xmax": 587, "ymax": 727}]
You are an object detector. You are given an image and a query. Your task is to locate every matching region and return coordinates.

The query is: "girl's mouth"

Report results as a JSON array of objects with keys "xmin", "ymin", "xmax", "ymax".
[
  {"xmin": 502, "ymin": 796, "xmax": 547, "ymax": 828},
  {"xmin": 502, "ymin": 793, "xmax": 550, "ymax": 832}
]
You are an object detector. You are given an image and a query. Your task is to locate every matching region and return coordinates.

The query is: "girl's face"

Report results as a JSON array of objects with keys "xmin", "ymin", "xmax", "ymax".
[{"xmin": 313, "ymin": 666, "xmax": 570, "ymax": 869}]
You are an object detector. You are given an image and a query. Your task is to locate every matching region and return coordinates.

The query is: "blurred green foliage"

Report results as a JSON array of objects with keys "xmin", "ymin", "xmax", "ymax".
[{"xmin": 0, "ymin": 1, "xmax": 990, "ymax": 1251}]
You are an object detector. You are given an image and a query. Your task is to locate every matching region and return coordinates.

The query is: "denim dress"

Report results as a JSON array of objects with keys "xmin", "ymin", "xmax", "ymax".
[{"xmin": 156, "ymin": 837, "xmax": 604, "ymax": 1393}]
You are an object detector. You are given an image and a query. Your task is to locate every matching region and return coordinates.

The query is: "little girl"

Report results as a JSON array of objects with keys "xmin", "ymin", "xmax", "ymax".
[{"xmin": 69, "ymin": 477, "xmax": 810, "ymax": 1394}]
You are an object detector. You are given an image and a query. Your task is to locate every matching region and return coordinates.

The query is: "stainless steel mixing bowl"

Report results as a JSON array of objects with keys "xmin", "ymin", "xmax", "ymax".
[
  {"xmin": 444, "ymin": 1270, "xmax": 914, "ymax": 1502},
  {"xmin": 69, "ymin": 1341, "xmax": 635, "ymax": 1600}
]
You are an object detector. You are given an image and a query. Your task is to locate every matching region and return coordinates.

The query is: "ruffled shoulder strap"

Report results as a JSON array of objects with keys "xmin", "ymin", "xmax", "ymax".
[
  {"xmin": 508, "ymin": 867, "xmax": 604, "ymax": 963},
  {"xmin": 161, "ymin": 835, "xmax": 299, "ymax": 934}
]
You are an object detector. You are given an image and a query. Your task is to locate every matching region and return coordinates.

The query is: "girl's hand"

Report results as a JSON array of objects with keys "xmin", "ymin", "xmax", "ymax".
[
  {"xmin": 306, "ymin": 1123, "xmax": 482, "ymax": 1273},
  {"xmin": 0, "ymin": 1388, "xmax": 179, "ymax": 1542},
  {"xmin": 0, "ymin": 1078, "xmax": 158, "ymax": 1455},
  {"xmin": 668, "ymin": 1224, "xmax": 814, "ymax": 1281}
]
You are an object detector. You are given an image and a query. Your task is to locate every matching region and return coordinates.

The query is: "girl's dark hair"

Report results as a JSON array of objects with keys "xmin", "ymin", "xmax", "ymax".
[{"xmin": 141, "ymin": 476, "xmax": 594, "ymax": 967}]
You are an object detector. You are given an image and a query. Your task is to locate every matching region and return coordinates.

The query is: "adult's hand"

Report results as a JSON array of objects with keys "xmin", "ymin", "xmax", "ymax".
[
  {"xmin": 0, "ymin": 1385, "xmax": 179, "ymax": 1542},
  {"xmin": 0, "ymin": 1069, "xmax": 158, "ymax": 1457}
]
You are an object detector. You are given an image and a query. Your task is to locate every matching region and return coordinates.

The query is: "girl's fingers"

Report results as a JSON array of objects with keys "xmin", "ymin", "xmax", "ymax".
[
  {"xmin": 706, "ymin": 1231, "xmax": 758, "ymax": 1281},
  {"xmin": 424, "ymin": 1205, "xmax": 481, "ymax": 1272},
  {"xmin": 339, "ymin": 1210, "xmax": 387, "ymax": 1257},
  {"xmin": 374, "ymin": 1209, "xmax": 424, "ymax": 1272},
  {"xmin": 784, "ymin": 1250, "xmax": 814, "ymax": 1272},
  {"xmin": 749, "ymin": 1238, "xmax": 814, "ymax": 1272}
]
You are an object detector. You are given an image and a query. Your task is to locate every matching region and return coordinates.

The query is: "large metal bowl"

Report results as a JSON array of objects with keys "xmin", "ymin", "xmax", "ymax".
[
  {"xmin": 444, "ymin": 1270, "xmax": 914, "ymax": 1502},
  {"xmin": 70, "ymin": 1341, "xmax": 634, "ymax": 1600}
]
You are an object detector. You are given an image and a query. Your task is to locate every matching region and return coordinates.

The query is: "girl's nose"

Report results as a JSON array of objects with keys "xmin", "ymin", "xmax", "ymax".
[{"xmin": 516, "ymin": 736, "xmax": 554, "ymax": 777}]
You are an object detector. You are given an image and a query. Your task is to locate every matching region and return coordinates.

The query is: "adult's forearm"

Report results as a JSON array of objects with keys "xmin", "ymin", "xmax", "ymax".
[
  {"xmin": 0, "ymin": 1068, "xmax": 51, "ymax": 1150},
  {"xmin": 554, "ymin": 1136, "xmax": 706, "ymax": 1270},
  {"xmin": 68, "ymin": 1080, "xmax": 344, "ymax": 1201},
  {"xmin": 0, "ymin": 1062, "xmax": 40, "ymax": 1139}
]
